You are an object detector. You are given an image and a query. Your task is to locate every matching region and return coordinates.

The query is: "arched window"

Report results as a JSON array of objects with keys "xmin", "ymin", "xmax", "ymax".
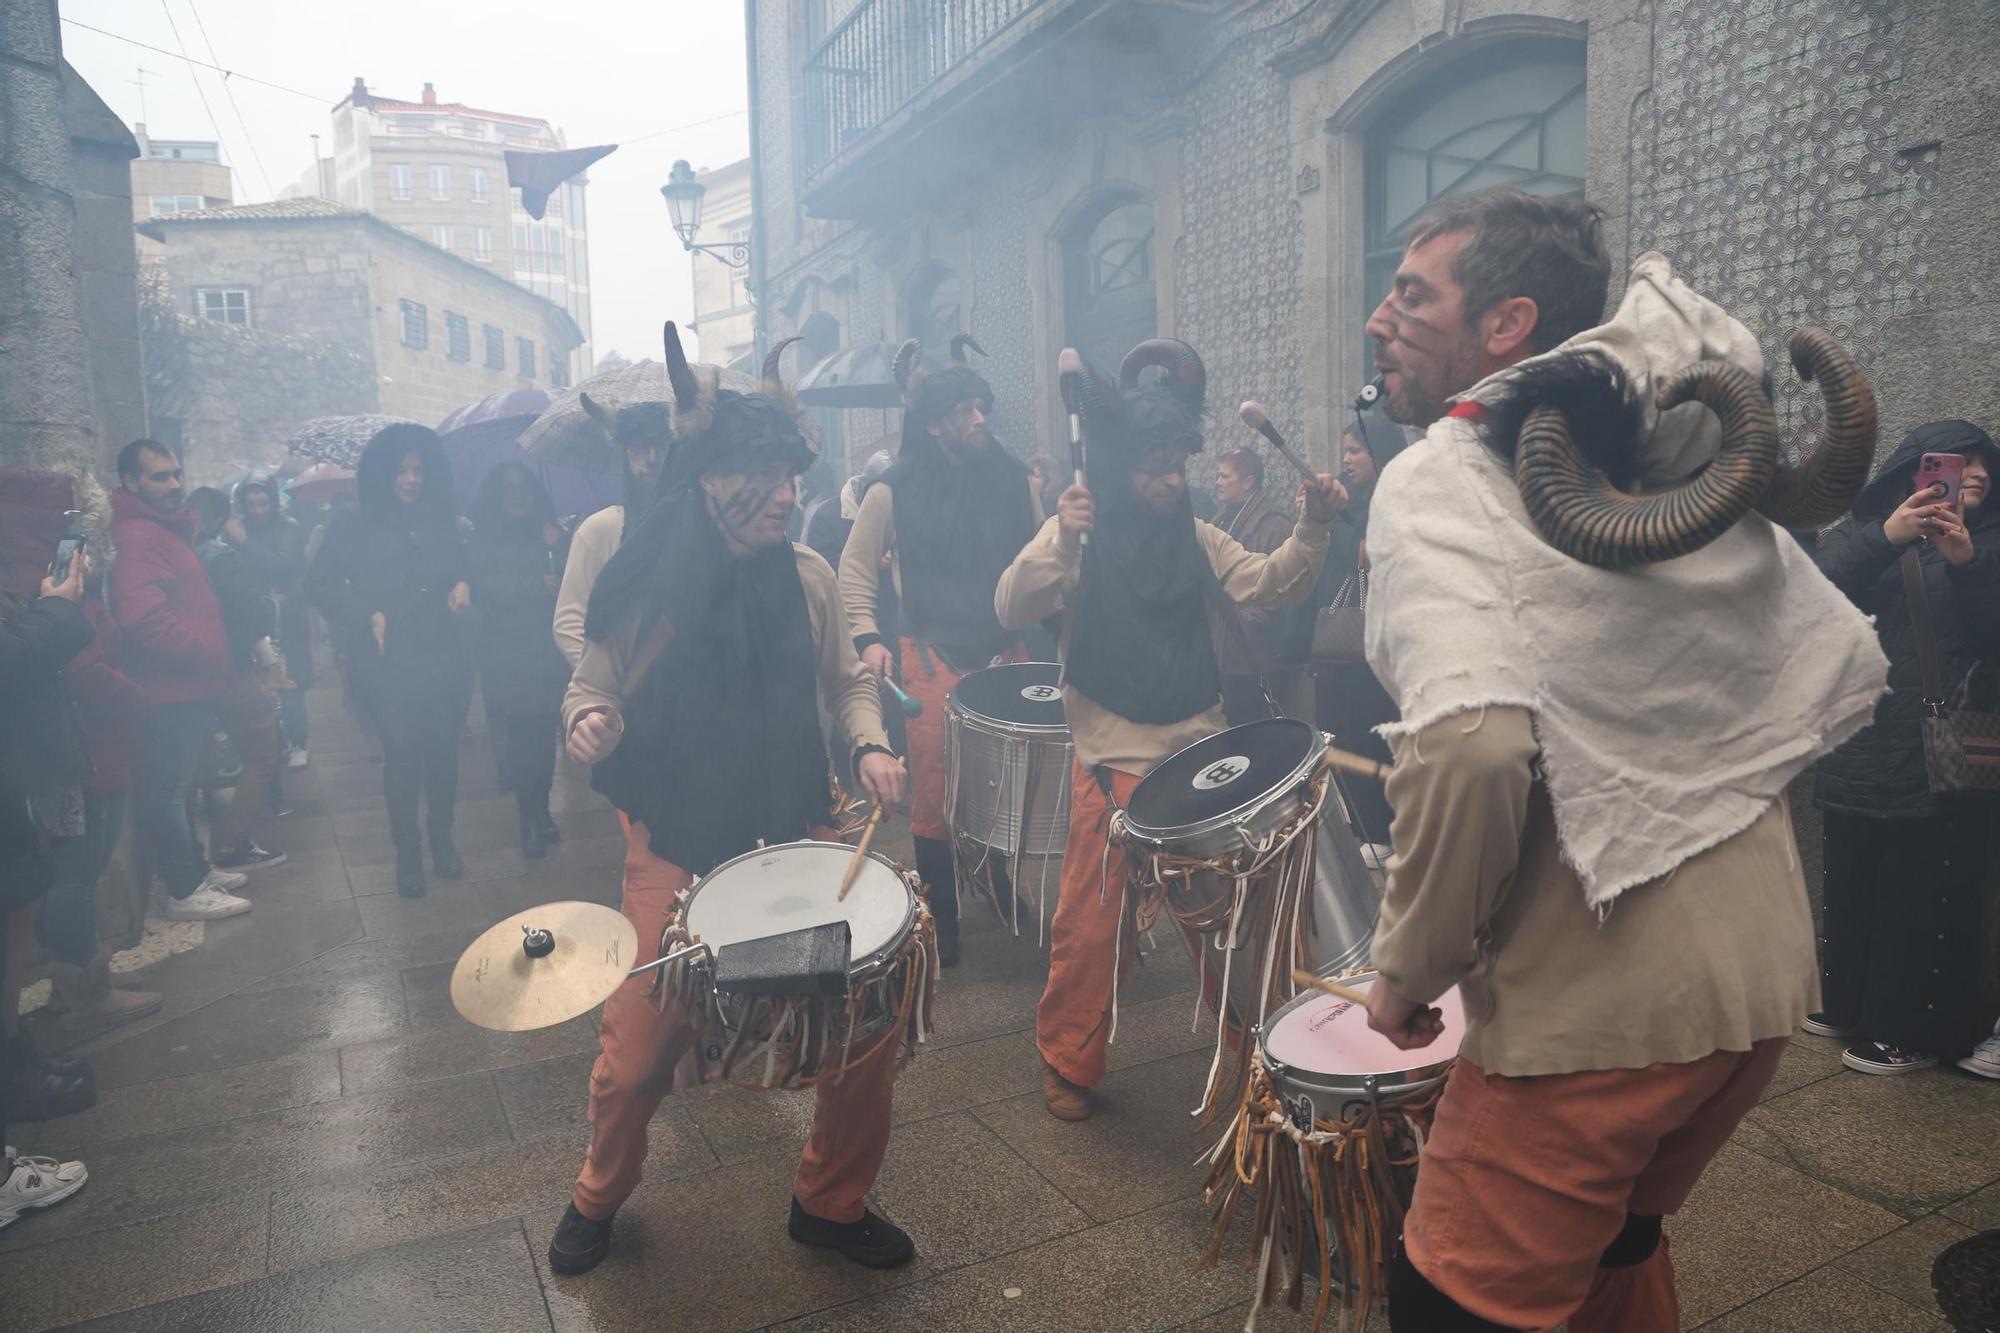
[
  {"xmin": 1363, "ymin": 37, "xmax": 1587, "ymax": 365},
  {"xmin": 1063, "ymin": 195, "xmax": 1157, "ymax": 372},
  {"xmin": 904, "ymin": 266, "xmax": 962, "ymax": 349}
]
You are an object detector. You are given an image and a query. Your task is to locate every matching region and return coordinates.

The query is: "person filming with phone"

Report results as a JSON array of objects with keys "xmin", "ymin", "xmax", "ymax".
[{"xmin": 1810, "ymin": 421, "xmax": 2000, "ymax": 1078}]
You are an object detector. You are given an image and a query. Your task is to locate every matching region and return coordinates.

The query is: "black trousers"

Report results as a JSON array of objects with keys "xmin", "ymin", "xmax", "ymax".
[
  {"xmin": 491, "ymin": 706, "xmax": 558, "ymax": 821},
  {"xmin": 380, "ymin": 701, "xmax": 461, "ymax": 852},
  {"xmin": 1819, "ymin": 807, "xmax": 1990, "ymax": 1057}
]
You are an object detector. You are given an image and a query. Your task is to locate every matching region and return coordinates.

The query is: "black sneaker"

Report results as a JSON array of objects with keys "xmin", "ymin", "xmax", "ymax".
[
  {"xmin": 395, "ymin": 846, "xmax": 426, "ymax": 898},
  {"xmin": 213, "ymin": 843, "xmax": 287, "ymax": 871},
  {"xmin": 537, "ymin": 812, "xmax": 561, "ymax": 844},
  {"xmin": 1841, "ymin": 1041, "xmax": 1938, "ymax": 1075},
  {"xmin": 1801, "ymin": 1013, "xmax": 1858, "ymax": 1039},
  {"xmin": 431, "ymin": 832, "xmax": 464, "ymax": 881},
  {"xmin": 548, "ymin": 1203, "xmax": 614, "ymax": 1275},
  {"xmin": 787, "ymin": 1197, "xmax": 915, "ymax": 1269},
  {"xmin": 520, "ymin": 814, "xmax": 547, "ymax": 861}
]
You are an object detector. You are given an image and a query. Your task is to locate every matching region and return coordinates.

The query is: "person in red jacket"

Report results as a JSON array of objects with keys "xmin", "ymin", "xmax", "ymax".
[{"xmin": 108, "ymin": 440, "xmax": 252, "ymax": 921}]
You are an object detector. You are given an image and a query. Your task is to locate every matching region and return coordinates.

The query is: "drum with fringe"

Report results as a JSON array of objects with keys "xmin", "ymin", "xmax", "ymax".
[{"xmin": 944, "ymin": 661, "xmax": 1074, "ymax": 940}]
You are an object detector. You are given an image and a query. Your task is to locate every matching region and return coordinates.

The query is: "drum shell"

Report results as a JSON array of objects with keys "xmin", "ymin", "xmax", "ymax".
[
  {"xmin": 1121, "ymin": 743, "xmax": 1323, "ymax": 863},
  {"xmin": 1257, "ymin": 971, "xmax": 1454, "ymax": 1126},
  {"xmin": 945, "ymin": 701, "xmax": 1073, "ymax": 856}
]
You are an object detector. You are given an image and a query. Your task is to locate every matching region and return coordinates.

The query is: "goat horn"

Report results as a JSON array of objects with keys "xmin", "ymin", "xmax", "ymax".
[
  {"xmin": 1118, "ymin": 337, "xmax": 1206, "ymax": 409},
  {"xmin": 892, "ymin": 338, "xmax": 924, "ymax": 399},
  {"xmin": 1515, "ymin": 361, "xmax": 1778, "ymax": 569},
  {"xmin": 762, "ymin": 335, "xmax": 804, "ymax": 392},
  {"xmin": 1757, "ymin": 328, "xmax": 1878, "ymax": 529},
  {"xmin": 1058, "ymin": 347, "xmax": 1114, "ymax": 422},
  {"xmin": 950, "ymin": 333, "xmax": 986, "ymax": 365},
  {"xmin": 662, "ymin": 322, "xmax": 699, "ymax": 417}
]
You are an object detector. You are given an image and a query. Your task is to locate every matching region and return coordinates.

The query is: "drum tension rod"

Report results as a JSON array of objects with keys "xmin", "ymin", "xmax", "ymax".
[{"xmin": 626, "ymin": 941, "xmax": 712, "ymax": 979}]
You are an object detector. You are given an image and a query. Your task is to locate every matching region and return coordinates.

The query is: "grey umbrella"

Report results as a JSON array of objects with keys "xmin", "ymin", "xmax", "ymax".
[
  {"xmin": 794, "ymin": 342, "xmax": 946, "ymax": 409},
  {"xmin": 518, "ymin": 358, "xmax": 755, "ymax": 474},
  {"xmin": 283, "ymin": 414, "xmax": 421, "ymax": 470}
]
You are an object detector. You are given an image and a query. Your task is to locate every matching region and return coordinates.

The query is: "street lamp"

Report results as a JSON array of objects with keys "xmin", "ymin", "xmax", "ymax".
[{"xmin": 661, "ymin": 158, "xmax": 749, "ymax": 269}]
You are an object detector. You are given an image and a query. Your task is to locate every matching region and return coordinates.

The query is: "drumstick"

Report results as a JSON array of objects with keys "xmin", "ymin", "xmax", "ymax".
[
  {"xmin": 1292, "ymin": 969, "xmax": 1445, "ymax": 1037},
  {"xmin": 1057, "ymin": 349, "xmax": 1090, "ymax": 549},
  {"xmin": 1323, "ymin": 744, "xmax": 1389, "ymax": 784},
  {"xmin": 1238, "ymin": 401, "xmax": 1318, "ymax": 483},
  {"xmin": 837, "ymin": 804, "xmax": 885, "ymax": 902}
]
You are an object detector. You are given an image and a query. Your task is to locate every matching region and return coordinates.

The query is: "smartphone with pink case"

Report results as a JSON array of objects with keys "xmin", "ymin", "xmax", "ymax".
[{"xmin": 1916, "ymin": 452, "xmax": 1965, "ymax": 507}]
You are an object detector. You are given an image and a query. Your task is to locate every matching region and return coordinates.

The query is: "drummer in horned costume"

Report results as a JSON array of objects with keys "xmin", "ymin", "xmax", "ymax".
[
  {"xmin": 549, "ymin": 323, "xmax": 913, "ymax": 1277},
  {"xmin": 839, "ymin": 334, "xmax": 1041, "ymax": 967},
  {"xmin": 993, "ymin": 338, "xmax": 1343, "ymax": 1121}
]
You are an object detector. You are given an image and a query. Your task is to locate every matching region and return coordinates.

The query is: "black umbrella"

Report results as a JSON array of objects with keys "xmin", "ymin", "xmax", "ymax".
[
  {"xmin": 794, "ymin": 342, "xmax": 943, "ymax": 409},
  {"xmin": 284, "ymin": 414, "xmax": 420, "ymax": 470}
]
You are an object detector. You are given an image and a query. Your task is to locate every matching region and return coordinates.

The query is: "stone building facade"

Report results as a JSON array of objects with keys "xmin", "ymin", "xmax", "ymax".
[
  {"xmin": 749, "ymin": 0, "xmax": 2000, "ymax": 484},
  {"xmin": 138, "ymin": 199, "xmax": 582, "ymax": 474},
  {"xmin": 687, "ymin": 158, "xmax": 757, "ymax": 373}
]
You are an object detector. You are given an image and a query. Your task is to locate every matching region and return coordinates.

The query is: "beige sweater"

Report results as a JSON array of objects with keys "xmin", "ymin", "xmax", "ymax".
[
  {"xmin": 836, "ymin": 476, "xmax": 1044, "ymax": 646},
  {"xmin": 1369, "ymin": 706, "xmax": 1818, "ymax": 1077},
  {"xmin": 563, "ymin": 542, "xmax": 891, "ymax": 756},
  {"xmin": 552, "ymin": 504, "xmax": 622, "ymax": 669},
  {"xmin": 993, "ymin": 512, "xmax": 1329, "ymax": 776}
]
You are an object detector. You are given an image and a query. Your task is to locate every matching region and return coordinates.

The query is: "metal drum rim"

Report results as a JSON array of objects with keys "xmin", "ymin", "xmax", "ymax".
[
  {"xmin": 683, "ymin": 839, "xmax": 917, "ymax": 974},
  {"xmin": 1256, "ymin": 969, "xmax": 1458, "ymax": 1104},
  {"xmin": 945, "ymin": 697, "xmax": 1075, "ymax": 738},
  {"xmin": 1120, "ymin": 732, "xmax": 1325, "ymax": 847}
]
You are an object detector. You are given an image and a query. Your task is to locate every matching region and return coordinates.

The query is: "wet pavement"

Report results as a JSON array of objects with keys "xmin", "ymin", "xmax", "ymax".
[{"xmin": 4, "ymin": 684, "xmax": 1995, "ymax": 1331}]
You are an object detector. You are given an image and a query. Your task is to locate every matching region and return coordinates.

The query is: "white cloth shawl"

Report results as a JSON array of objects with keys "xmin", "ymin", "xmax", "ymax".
[{"xmin": 1363, "ymin": 253, "xmax": 1888, "ymax": 909}]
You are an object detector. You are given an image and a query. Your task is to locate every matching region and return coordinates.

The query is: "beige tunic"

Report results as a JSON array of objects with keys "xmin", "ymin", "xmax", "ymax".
[
  {"xmin": 552, "ymin": 504, "xmax": 622, "ymax": 669},
  {"xmin": 993, "ymin": 513, "xmax": 1329, "ymax": 777},
  {"xmin": 836, "ymin": 476, "xmax": 1044, "ymax": 647},
  {"xmin": 1369, "ymin": 706, "xmax": 1818, "ymax": 1077},
  {"xmin": 563, "ymin": 542, "xmax": 890, "ymax": 757}
]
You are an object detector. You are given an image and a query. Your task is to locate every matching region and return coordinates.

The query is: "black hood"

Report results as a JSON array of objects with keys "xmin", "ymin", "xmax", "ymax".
[
  {"xmin": 1854, "ymin": 419, "xmax": 2000, "ymax": 523},
  {"xmin": 356, "ymin": 424, "xmax": 457, "ymax": 527},
  {"xmin": 232, "ymin": 473, "xmax": 285, "ymax": 523}
]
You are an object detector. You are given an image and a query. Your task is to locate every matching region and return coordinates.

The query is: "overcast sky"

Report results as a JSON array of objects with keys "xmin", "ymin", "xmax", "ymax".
[{"xmin": 60, "ymin": 0, "xmax": 753, "ymax": 364}]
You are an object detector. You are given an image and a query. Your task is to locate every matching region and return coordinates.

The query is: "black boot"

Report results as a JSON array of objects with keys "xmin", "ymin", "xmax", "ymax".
[
  {"xmin": 395, "ymin": 842, "xmax": 426, "ymax": 897},
  {"xmin": 537, "ymin": 809, "xmax": 561, "ymax": 844},
  {"xmin": 912, "ymin": 836, "xmax": 961, "ymax": 968},
  {"xmin": 520, "ymin": 810, "xmax": 547, "ymax": 860},
  {"xmin": 430, "ymin": 827, "xmax": 464, "ymax": 881},
  {"xmin": 7, "ymin": 1035, "xmax": 96, "ymax": 1119},
  {"xmin": 548, "ymin": 1203, "xmax": 615, "ymax": 1275},
  {"xmin": 787, "ymin": 1196, "xmax": 915, "ymax": 1269}
]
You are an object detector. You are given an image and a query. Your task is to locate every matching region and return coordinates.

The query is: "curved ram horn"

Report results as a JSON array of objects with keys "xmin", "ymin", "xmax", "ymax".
[
  {"xmin": 1118, "ymin": 337, "xmax": 1206, "ymax": 409},
  {"xmin": 892, "ymin": 338, "xmax": 924, "ymax": 399},
  {"xmin": 949, "ymin": 333, "xmax": 986, "ymax": 365},
  {"xmin": 762, "ymin": 335, "xmax": 804, "ymax": 391},
  {"xmin": 662, "ymin": 321, "xmax": 699, "ymax": 415},
  {"xmin": 579, "ymin": 391, "xmax": 615, "ymax": 434},
  {"xmin": 1514, "ymin": 361, "xmax": 1779, "ymax": 569},
  {"xmin": 1757, "ymin": 328, "xmax": 1878, "ymax": 529},
  {"xmin": 1058, "ymin": 346, "xmax": 1114, "ymax": 423}
]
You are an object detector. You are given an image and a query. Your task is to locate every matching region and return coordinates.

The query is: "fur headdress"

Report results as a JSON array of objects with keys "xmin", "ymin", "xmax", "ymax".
[{"xmin": 1059, "ymin": 337, "xmax": 1207, "ymax": 476}]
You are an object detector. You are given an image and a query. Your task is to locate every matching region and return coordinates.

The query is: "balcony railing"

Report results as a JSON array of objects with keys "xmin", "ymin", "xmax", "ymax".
[{"xmin": 803, "ymin": 0, "xmax": 1047, "ymax": 183}]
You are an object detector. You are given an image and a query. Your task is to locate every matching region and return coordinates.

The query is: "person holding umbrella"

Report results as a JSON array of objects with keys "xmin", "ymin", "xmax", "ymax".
[{"xmin": 306, "ymin": 425, "xmax": 472, "ymax": 896}]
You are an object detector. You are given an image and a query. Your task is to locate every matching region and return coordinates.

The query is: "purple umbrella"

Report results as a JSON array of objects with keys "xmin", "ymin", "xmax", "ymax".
[{"xmin": 435, "ymin": 388, "xmax": 623, "ymax": 521}]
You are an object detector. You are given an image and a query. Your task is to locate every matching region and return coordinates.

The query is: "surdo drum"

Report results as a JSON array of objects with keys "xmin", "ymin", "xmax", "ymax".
[
  {"xmin": 655, "ymin": 841, "xmax": 937, "ymax": 1089},
  {"xmin": 1116, "ymin": 719, "xmax": 1381, "ymax": 1122},
  {"xmin": 944, "ymin": 662, "xmax": 1074, "ymax": 934},
  {"xmin": 1202, "ymin": 973, "xmax": 1466, "ymax": 1332}
]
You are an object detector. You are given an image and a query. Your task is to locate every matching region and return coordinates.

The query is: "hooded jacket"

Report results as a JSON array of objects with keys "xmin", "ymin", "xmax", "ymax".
[
  {"xmin": 0, "ymin": 590, "xmax": 93, "ymax": 909},
  {"xmin": 1813, "ymin": 421, "xmax": 2000, "ymax": 818},
  {"xmin": 108, "ymin": 486, "xmax": 232, "ymax": 706}
]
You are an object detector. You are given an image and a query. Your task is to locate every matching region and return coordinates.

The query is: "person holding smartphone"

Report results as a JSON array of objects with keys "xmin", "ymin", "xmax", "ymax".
[{"xmin": 1810, "ymin": 421, "xmax": 2000, "ymax": 1075}]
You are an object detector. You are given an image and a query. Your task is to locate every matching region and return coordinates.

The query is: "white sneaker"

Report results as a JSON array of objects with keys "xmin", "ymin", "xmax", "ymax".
[
  {"xmin": 166, "ymin": 884, "xmax": 252, "ymax": 921},
  {"xmin": 0, "ymin": 1149, "xmax": 88, "ymax": 1229},
  {"xmin": 198, "ymin": 867, "xmax": 248, "ymax": 892},
  {"xmin": 286, "ymin": 747, "xmax": 310, "ymax": 770},
  {"xmin": 1957, "ymin": 1035, "xmax": 2000, "ymax": 1080}
]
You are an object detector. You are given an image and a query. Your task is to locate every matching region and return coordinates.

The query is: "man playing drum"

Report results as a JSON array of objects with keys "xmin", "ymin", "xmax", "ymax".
[
  {"xmin": 1358, "ymin": 189, "xmax": 1885, "ymax": 1331},
  {"xmin": 993, "ymin": 338, "xmax": 1343, "ymax": 1122},
  {"xmin": 551, "ymin": 324, "xmax": 913, "ymax": 1277},
  {"xmin": 839, "ymin": 335, "xmax": 1042, "ymax": 967}
]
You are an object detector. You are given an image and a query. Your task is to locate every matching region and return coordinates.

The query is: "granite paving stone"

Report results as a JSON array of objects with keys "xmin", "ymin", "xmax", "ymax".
[
  {"xmin": 1941, "ymin": 1176, "xmax": 2000, "ymax": 1230},
  {"xmin": 0, "ymin": 1194, "xmax": 270, "ymax": 1332},
  {"xmin": 338, "ymin": 1014, "xmax": 601, "ymax": 1094},
  {"xmin": 354, "ymin": 880, "xmax": 491, "ymax": 939},
  {"xmin": 885, "ymin": 1027, "xmax": 1044, "ymax": 1125},
  {"xmin": 154, "ymin": 896, "xmax": 364, "ymax": 977},
  {"xmin": 62, "ymin": 1218, "xmax": 556, "ymax": 1333},
  {"xmin": 238, "ymin": 926, "xmax": 483, "ymax": 992},
  {"xmin": 1831, "ymin": 1213, "xmax": 1976, "ymax": 1317},
  {"xmin": 493, "ymin": 1050, "xmax": 600, "ymax": 1140},
  {"xmin": 1693, "ymin": 1266, "xmax": 1953, "ymax": 1331},
  {"xmin": 36, "ymin": 1048, "xmax": 343, "ymax": 1153},
  {"xmin": 868, "ymin": 1111, "xmax": 1091, "ymax": 1266}
]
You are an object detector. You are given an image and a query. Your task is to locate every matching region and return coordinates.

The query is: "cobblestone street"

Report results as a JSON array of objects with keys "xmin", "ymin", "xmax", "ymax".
[{"xmin": 2, "ymin": 685, "xmax": 1994, "ymax": 1332}]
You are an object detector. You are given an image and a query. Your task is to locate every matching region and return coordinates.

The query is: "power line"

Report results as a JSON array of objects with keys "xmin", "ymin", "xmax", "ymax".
[
  {"xmin": 622, "ymin": 109, "xmax": 749, "ymax": 146},
  {"xmin": 156, "ymin": 0, "xmax": 242, "ymax": 198},
  {"xmin": 59, "ymin": 16, "xmax": 330, "ymax": 103},
  {"xmin": 183, "ymin": 0, "xmax": 275, "ymax": 197}
]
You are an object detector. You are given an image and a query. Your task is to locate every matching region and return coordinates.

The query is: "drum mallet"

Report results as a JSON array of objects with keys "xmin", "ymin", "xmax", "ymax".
[
  {"xmin": 1057, "ymin": 349, "xmax": 1091, "ymax": 549},
  {"xmin": 1322, "ymin": 743, "xmax": 1389, "ymax": 785},
  {"xmin": 1292, "ymin": 969, "xmax": 1445, "ymax": 1038},
  {"xmin": 837, "ymin": 804, "xmax": 886, "ymax": 902},
  {"xmin": 1237, "ymin": 401, "xmax": 1319, "ymax": 483},
  {"xmin": 883, "ymin": 676, "xmax": 923, "ymax": 718}
]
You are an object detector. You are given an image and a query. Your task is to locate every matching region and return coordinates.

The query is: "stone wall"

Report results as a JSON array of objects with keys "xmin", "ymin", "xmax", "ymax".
[{"xmin": 70, "ymin": 125, "xmax": 149, "ymax": 463}]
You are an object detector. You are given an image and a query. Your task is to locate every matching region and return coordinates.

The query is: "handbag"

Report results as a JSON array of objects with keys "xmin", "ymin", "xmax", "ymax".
[
  {"xmin": 1312, "ymin": 570, "xmax": 1368, "ymax": 664},
  {"xmin": 1898, "ymin": 547, "xmax": 2000, "ymax": 797}
]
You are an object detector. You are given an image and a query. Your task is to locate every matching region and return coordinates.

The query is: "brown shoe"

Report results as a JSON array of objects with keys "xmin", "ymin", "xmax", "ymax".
[
  {"xmin": 53, "ymin": 961, "xmax": 163, "ymax": 1029},
  {"xmin": 1041, "ymin": 1060, "xmax": 1090, "ymax": 1121}
]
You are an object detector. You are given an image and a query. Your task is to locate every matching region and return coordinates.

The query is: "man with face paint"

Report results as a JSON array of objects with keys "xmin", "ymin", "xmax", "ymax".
[
  {"xmin": 551, "ymin": 399, "xmax": 670, "ymax": 669},
  {"xmin": 550, "ymin": 326, "xmax": 913, "ymax": 1279},
  {"xmin": 839, "ymin": 335, "xmax": 1040, "ymax": 967},
  {"xmin": 994, "ymin": 339, "xmax": 1343, "ymax": 1123}
]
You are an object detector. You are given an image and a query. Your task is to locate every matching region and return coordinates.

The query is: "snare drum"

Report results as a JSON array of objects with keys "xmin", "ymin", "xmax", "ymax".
[
  {"xmin": 661, "ymin": 841, "xmax": 936, "ymax": 1088},
  {"xmin": 944, "ymin": 662, "xmax": 1072, "ymax": 857},
  {"xmin": 1203, "ymin": 973, "xmax": 1465, "ymax": 1331}
]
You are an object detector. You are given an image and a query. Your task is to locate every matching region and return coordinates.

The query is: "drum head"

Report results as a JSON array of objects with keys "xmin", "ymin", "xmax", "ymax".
[
  {"xmin": 685, "ymin": 842, "xmax": 913, "ymax": 964},
  {"xmin": 950, "ymin": 662, "xmax": 1067, "ymax": 727},
  {"xmin": 1264, "ymin": 974, "xmax": 1466, "ymax": 1079},
  {"xmin": 1125, "ymin": 718, "xmax": 1319, "ymax": 835}
]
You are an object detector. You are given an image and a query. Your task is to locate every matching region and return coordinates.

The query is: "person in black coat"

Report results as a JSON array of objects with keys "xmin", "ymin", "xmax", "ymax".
[
  {"xmin": 306, "ymin": 426, "xmax": 471, "ymax": 897},
  {"xmin": 1810, "ymin": 420, "xmax": 2000, "ymax": 1074},
  {"xmin": 467, "ymin": 462, "xmax": 569, "ymax": 858},
  {"xmin": 233, "ymin": 474, "xmax": 312, "ymax": 761}
]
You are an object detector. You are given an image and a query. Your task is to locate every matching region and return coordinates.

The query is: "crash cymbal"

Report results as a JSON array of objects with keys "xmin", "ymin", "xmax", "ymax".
[{"xmin": 451, "ymin": 901, "xmax": 638, "ymax": 1032}]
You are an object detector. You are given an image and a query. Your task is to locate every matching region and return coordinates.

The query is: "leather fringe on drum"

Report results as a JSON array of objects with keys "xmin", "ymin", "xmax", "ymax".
[
  {"xmin": 1120, "ymin": 765, "xmax": 1337, "ymax": 1128},
  {"xmin": 1199, "ymin": 1049, "xmax": 1443, "ymax": 1333},
  {"xmin": 653, "ymin": 903, "xmax": 939, "ymax": 1090}
]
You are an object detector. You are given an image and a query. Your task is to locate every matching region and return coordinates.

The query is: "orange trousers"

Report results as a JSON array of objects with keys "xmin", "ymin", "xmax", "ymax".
[
  {"xmin": 894, "ymin": 636, "xmax": 1021, "ymax": 841},
  {"xmin": 1036, "ymin": 762, "xmax": 1144, "ymax": 1087},
  {"xmin": 1402, "ymin": 1038, "xmax": 1787, "ymax": 1332},
  {"xmin": 572, "ymin": 814, "xmax": 899, "ymax": 1223}
]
